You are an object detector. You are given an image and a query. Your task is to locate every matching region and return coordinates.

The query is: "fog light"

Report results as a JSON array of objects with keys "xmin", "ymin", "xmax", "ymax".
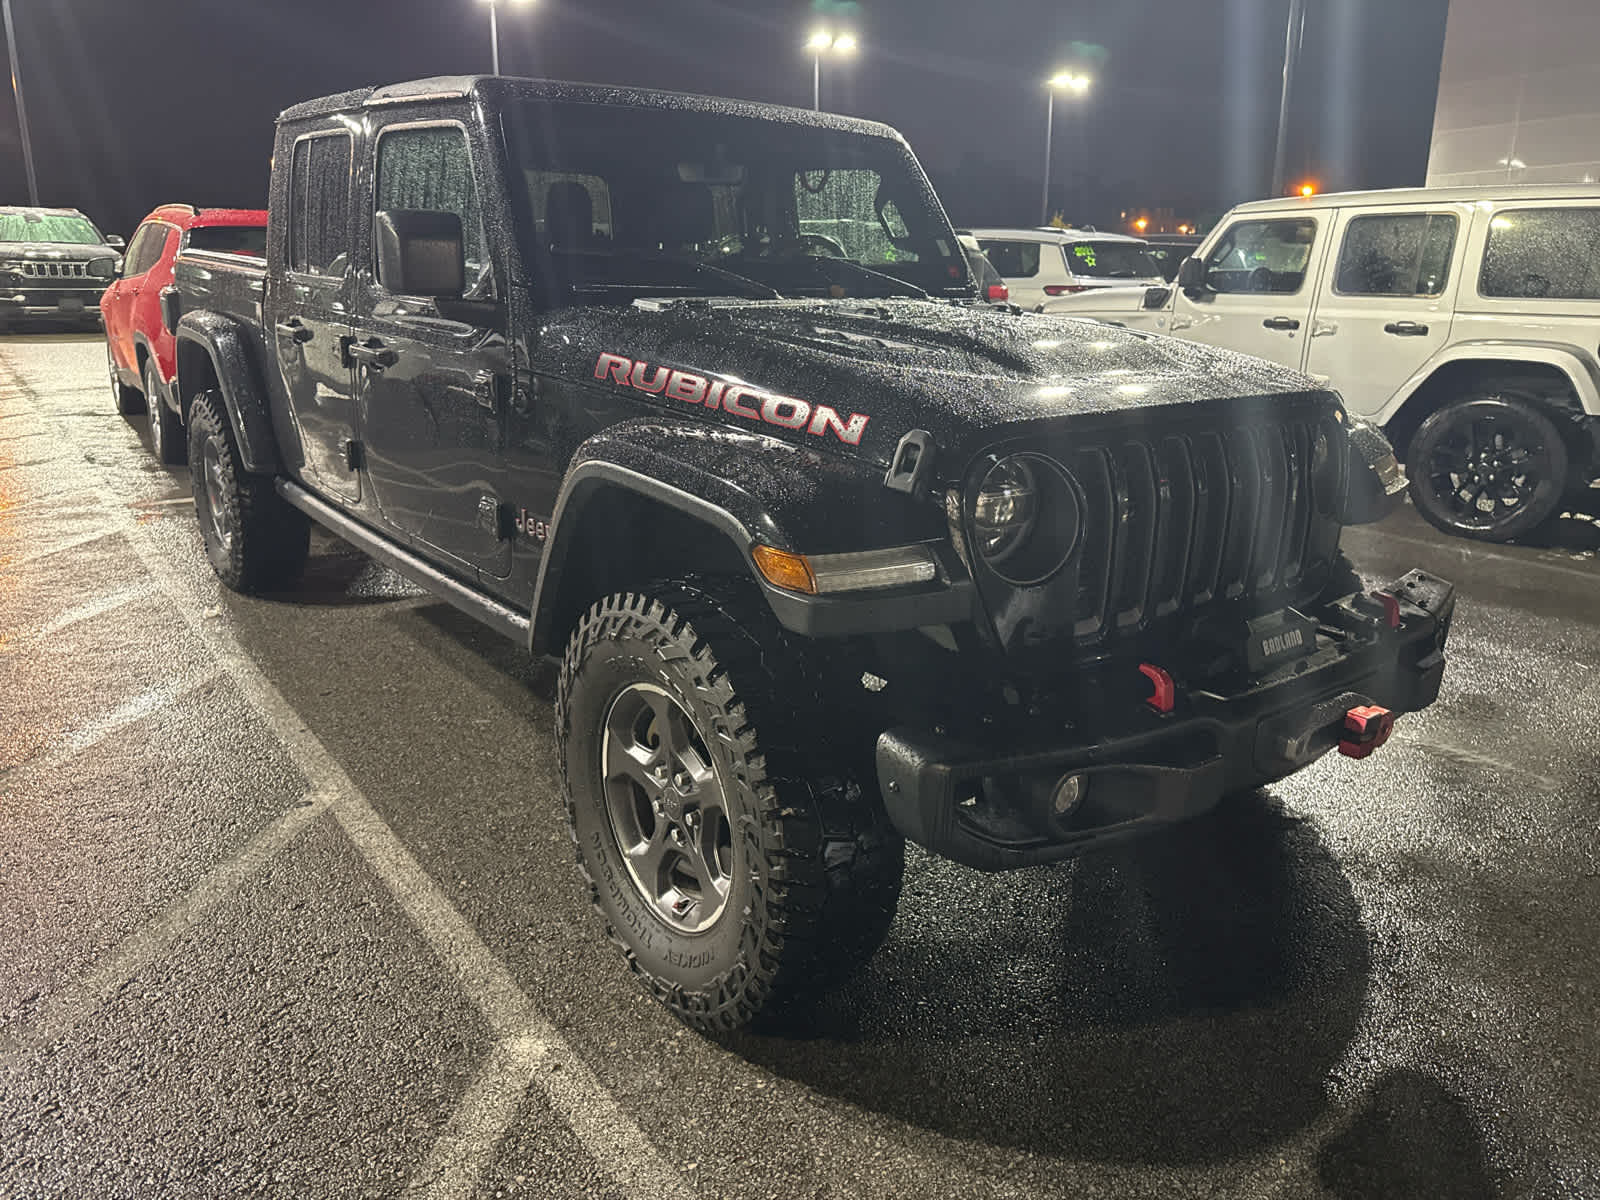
[{"xmin": 1051, "ymin": 773, "xmax": 1087, "ymax": 816}]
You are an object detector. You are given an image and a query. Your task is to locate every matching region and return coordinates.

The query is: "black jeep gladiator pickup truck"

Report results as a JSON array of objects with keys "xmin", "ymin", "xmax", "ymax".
[{"xmin": 168, "ymin": 75, "xmax": 1454, "ymax": 1031}]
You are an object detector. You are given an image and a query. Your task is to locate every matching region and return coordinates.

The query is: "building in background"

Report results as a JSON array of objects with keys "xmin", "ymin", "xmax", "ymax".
[{"xmin": 1428, "ymin": 0, "xmax": 1600, "ymax": 187}]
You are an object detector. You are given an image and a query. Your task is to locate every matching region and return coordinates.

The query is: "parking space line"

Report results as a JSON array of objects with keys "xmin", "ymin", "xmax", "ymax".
[
  {"xmin": 1344, "ymin": 526, "xmax": 1598, "ymax": 583},
  {"xmin": 6, "ymin": 527, "xmax": 121, "ymax": 567},
  {"xmin": 0, "ymin": 354, "xmax": 695, "ymax": 1200},
  {"xmin": 64, "ymin": 671, "xmax": 224, "ymax": 754},
  {"xmin": 0, "ymin": 794, "xmax": 332, "ymax": 1065},
  {"xmin": 408, "ymin": 1032, "xmax": 552, "ymax": 1199},
  {"xmin": 1398, "ymin": 732, "xmax": 1561, "ymax": 791},
  {"xmin": 37, "ymin": 582, "xmax": 156, "ymax": 638}
]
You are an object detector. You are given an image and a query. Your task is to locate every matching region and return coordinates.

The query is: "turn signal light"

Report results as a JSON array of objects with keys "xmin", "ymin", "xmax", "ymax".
[
  {"xmin": 987, "ymin": 283, "xmax": 1010, "ymax": 302},
  {"xmin": 751, "ymin": 545, "xmax": 817, "ymax": 595}
]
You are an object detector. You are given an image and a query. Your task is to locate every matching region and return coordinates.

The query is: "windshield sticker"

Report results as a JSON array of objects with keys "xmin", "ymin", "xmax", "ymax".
[
  {"xmin": 1073, "ymin": 245, "xmax": 1097, "ymax": 268},
  {"xmin": 593, "ymin": 352, "xmax": 869, "ymax": 445}
]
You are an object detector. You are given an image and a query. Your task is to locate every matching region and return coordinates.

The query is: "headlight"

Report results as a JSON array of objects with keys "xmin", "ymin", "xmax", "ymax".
[{"xmin": 972, "ymin": 454, "xmax": 1081, "ymax": 585}]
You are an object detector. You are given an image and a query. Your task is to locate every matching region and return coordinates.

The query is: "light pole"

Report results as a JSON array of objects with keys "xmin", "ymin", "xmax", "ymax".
[
  {"xmin": 1271, "ymin": 0, "xmax": 1307, "ymax": 196},
  {"xmin": 1041, "ymin": 72, "xmax": 1090, "ymax": 227},
  {"xmin": 480, "ymin": 0, "xmax": 533, "ymax": 78},
  {"xmin": 805, "ymin": 29, "xmax": 858, "ymax": 111},
  {"xmin": 2, "ymin": 0, "xmax": 39, "ymax": 207}
]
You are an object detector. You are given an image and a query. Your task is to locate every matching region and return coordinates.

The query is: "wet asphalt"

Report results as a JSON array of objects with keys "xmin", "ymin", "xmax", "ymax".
[{"xmin": 0, "ymin": 334, "xmax": 1597, "ymax": 1200}]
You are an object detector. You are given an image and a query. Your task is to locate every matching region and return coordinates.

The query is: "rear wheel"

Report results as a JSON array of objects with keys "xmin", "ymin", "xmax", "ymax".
[
  {"xmin": 145, "ymin": 358, "xmax": 186, "ymax": 466},
  {"xmin": 1408, "ymin": 393, "xmax": 1569, "ymax": 542},
  {"xmin": 188, "ymin": 390, "xmax": 309, "ymax": 593},
  {"xmin": 557, "ymin": 580, "xmax": 904, "ymax": 1032},
  {"xmin": 108, "ymin": 343, "xmax": 143, "ymax": 415}
]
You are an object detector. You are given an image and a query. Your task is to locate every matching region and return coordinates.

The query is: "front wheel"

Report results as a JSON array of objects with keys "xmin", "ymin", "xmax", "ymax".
[
  {"xmin": 557, "ymin": 582, "xmax": 904, "ymax": 1032},
  {"xmin": 1408, "ymin": 393, "xmax": 1569, "ymax": 542},
  {"xmin": 188, "ymin": 391, "xmax": 309, "ymax": 593}
]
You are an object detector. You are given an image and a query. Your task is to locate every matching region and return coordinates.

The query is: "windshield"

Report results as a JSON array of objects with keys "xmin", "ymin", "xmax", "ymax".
[
  {"xmin": 0, "ymin": 212, "xmax": 104, "ymax": 245},
  {"xmin": 503, "ymin": 102, "xmax": 971, "ymax": 304},
  {"xmin": 1063, "ymin": 240, "xmax": 1160, "ymax": 279}
]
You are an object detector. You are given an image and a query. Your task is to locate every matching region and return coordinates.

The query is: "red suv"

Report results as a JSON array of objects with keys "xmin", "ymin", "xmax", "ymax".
[{"xmin": 104, "ymin": 205, "xmax": 266, "ymax": 464}]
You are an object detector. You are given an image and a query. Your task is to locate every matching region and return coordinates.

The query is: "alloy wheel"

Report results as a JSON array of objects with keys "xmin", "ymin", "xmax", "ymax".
[
  {"xmin": 1424, "ymin": 412, "xmax": 1552, "ymax": 532},
  {"xmin": 600, "ymin": 682, "xmax": 734, "ymax": 934},
  {"xmin": 202, "ymin": 439, "xmax": 233, "ymax": 554}
]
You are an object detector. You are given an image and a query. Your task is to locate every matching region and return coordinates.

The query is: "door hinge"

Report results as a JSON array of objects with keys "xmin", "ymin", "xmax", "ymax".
[
  {"xmin": 342, "ymin": 438, "xmax": 364, "ymax": 471},
  {"xmin": 479, "ymin": 494, "xmax": 516, "ymax": 540}
]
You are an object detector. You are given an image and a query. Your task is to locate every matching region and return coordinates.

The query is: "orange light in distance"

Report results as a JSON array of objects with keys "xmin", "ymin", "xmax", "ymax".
[
  {"xmin": 751, "ymin": 545, "xmax": 818, "ymax": 594},
  {"xmin": 1133, "ymin": 217, "xmax": 1149, "ymax": 233},
  {"xmin": 1298, "ymin": 182, "xmax": 1317, "ymax": 197}
]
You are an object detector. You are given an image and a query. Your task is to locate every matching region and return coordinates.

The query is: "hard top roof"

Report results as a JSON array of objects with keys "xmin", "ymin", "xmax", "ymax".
[
  {"xmin": 278, "ymin": 75, "xmax": 901, "ymax": 141},
  {"xmin": 1231, "ymin": 182, "xmax": 1600, "ymax": 214},
  {"xmin": 968, "ymin": 226, "xmax": 1149, "ymax": 244}
]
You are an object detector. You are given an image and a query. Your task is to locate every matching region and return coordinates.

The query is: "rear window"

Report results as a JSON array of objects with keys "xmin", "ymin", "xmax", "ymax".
[
  {"xmin": 288, "ymin": 132, "xmax": 352, "ymax": 275},
  {"xmin": 1479, "ymin": 207, "xmax": 1600, "ymax": 300},
  {"xmin": 188, "ymin": 225, "xmax": 266, "ymax": 257},
  {"xmin": 1335, "ymin": 213, "xmax": 1457, "ymax": 297},
  {"xmin": 977, "ymin": 240, "xmax": 1040, "ymax": 278},
  {"xmin": 962, "ymin": 245, "xmax": 1001, "ymax": 289},
  {"xmin": 1064, "ymin": 241, "xmax": 1159, "ymax": 280}
]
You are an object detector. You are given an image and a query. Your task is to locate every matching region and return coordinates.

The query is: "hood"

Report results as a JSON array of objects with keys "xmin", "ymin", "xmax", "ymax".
[
  {"xmin": 0, "ymin": 242, "xmax": 117, "ymax": 261},
  {"xmin": 545, "ymin": 297, "xmax": 1332, "ymax": 470}
]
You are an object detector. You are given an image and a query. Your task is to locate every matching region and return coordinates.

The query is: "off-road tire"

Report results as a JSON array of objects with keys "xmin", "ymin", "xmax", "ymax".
[
  {"xmin": 188, "ymin": 390, "xmax": 309, "ymax": 593},
  {"xmin": 1408, "ymin": 392, "xmax": 1568, "ymax": 543},
  {"xmin": 109, "ymin": 344, "xmax": 143, "ymax": 415},
  {"xmin": 557, "ymin": 579, "xmax": 904, "ymax": 1033},
  {"xmin": 146, "ymin": 358, "xmax": 186, "ymax": 466}
]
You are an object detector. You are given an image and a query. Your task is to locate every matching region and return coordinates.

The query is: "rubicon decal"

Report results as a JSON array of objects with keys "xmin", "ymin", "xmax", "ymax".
[{"xmin": 594, "ymin": 352, "xmax": 869, "ymax": 446}]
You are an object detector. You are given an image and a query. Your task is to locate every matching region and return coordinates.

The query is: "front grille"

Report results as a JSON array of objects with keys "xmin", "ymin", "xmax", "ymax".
[
  {"xmin": 20, "ymin": 261, "xmax": 89, "ymax": 278},
  {"xmin": 1066, "ymin": 418, "xmax": 1338, "ymax": 641},
  {"xmin": 974, "ymin": 412, "xmax": 1343, "ymax": 655}
]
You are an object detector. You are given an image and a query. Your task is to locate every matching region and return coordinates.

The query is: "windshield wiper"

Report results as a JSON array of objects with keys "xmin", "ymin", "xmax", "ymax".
[
  {"xmin": 805, "ymin": 255, "xmax": 928, "ymax": 299},
  {"xmin": 680, "ymin": 256, "xmax": 783, "ymax": 300},
  {"xmin": 557, "ymin": 247, "xmax": 781, "ymax": 300}
]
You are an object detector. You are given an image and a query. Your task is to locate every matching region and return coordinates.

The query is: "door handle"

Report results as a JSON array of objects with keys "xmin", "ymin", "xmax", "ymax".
[
  {"xmin": 1311, "ymin": 320, "xmax": 1338, "ymax": 337},
  {"xmin": 1383, "ymin": 321, "xmax": 1430, "ymax": 336},
  {"xmin": 473, "ymin": 369, "xmax": 504, "ymax": 412},
  {"xmin": 274, "ymin": 319, "xmax": 313, "ymax": 344},
  {"xmin": 1170, "ymin": 316, "xmax": 1193, "ymax": 331},
  {"xmin": 344, "ymin": 337, "xmax": 398, "ymax": 370},
  {"xmin": 1263, "ymin": 316, "xmax": 1301, "ymax": 331}
]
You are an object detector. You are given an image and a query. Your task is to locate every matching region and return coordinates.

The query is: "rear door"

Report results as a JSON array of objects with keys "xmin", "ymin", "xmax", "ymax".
[
  {"xmin": 352, "ymin": 115, "xmax": 512, "ymax": 579},
  {"xmin": 1303, "ymin": 205, "xmax": 1468, "ymax": 420},
  {"xmin": 1171, "ymin": 215, "xmax": 1325, "ymax": 370},
  {"xmin": 976, "ymin": 237, "xmax": 1048, "ymax": 309},
  {"xmin": 275, "ymin": 130, "xmax": 361, "ymax": 505}
]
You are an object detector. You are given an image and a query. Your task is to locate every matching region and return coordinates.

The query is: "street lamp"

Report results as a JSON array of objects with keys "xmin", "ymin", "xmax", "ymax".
[
  {"xmin": 806, "ymin": 29, "xmax": 858, "ymax": 111},
  {"xmin": 479, "ymin": 0, "xmax": 534, "ymax": 78},
  {"xmin": 2, "ymin": 0, "xmax": 39, "ymax": 206},
  {"xmin": 1041, "ymin": 72, "xmax": 1090, "ymax": 227}
]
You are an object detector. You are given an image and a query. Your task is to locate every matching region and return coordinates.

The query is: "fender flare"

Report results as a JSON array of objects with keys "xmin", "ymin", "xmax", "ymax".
[
  {"xmin": 173, "ymin": 310, "xmax": 280, "ymax": 473},
  {"xmin": 1378, "ymin": 339, "xmax": 1600, "ymax": 424}
]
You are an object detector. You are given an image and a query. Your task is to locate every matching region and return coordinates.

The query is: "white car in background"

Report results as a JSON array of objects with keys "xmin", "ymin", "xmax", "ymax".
[
  {"xmin": 1041, "ymin": 185, "xmax": 1600, "ymax": 543},
  {"xmin": 969, "ymin": 226, "xmax": 1163, "ymax": 311}
]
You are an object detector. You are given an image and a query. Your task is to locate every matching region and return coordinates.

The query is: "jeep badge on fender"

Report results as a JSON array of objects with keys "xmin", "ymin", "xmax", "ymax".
[{"xmin": 169, "ymin": 73, "xmax": 1454, "ymax": 1034}]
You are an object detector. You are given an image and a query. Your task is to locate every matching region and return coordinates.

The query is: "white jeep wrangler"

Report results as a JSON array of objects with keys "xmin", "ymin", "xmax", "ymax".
[{"xmin": 1043, "ymin": 186, "xmax": 1600, "ymax": 542}]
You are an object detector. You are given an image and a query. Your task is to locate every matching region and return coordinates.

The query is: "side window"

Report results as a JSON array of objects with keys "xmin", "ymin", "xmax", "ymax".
[
  {"xmin": 1480, "ymin": 207, "xmax": 1600, "ymax": 300},
  {"xmin": 375, "ymin": 125, "xmax": 487, "ymax": 293},
  {"xmin": 1202, "ymin": 218, "xmax": 1317, "ymax": 294},
  {"xmin": 1335, "ymin": 213, "xmax": 1458, "ymax": 296},
  {"xmin": 978, "ymin": 240, "xmax": 1041, "ymax": 278},
  {"xmin": 289, "ymin": 133, "xmax": 352, "ymax": 276},
  {"xmin": 123, "ymin": 224, "xmax": 166, "ymax": 277}
]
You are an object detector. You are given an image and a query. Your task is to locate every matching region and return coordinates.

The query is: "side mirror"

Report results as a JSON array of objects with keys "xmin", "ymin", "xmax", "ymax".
[
  {"xmin": 1176, "ymin": 255, "xmax": 1206, "ymax": 293},
  {"xmin": 105, "ymin": 234, "xmax": 125, "ymax": 250},
  {"xmin": 86, "ymin": 256, "xmax": 118, "ymax": 280},
  {"xmin": 374, "ymin": 209, "xmax": 465, "ymax": 299}
]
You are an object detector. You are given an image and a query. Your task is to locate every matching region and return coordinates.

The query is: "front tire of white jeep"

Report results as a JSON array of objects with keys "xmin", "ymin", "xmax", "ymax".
[
  {"xmin": 1408, "ymin": 392, "xmax": 1569, "ymax": 543},
  {"xmin": 557, "ymin": 580, "xmax": 904, "ymax": 1033}
]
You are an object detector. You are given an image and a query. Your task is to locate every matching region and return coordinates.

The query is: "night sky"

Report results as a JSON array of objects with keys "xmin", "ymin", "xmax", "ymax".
[{"xmin": 0, "ymin": 0, "xmax": 1450, "ymax": 238}]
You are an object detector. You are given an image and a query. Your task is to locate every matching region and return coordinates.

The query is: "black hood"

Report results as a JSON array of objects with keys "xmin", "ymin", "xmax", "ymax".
[
  {"xmin": 0, "ymin": 242, "xmax": 118, "ymax": 262},
  {"xmin": 542, "ymin": 298, "xmax": 1334, "ymax": 471}
]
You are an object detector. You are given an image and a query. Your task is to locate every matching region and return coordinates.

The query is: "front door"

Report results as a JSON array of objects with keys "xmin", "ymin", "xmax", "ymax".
[
  {"xmin": 274, "ymin": 130, "xmax": 361, "ymax": 504},
  {"xmin": 352, "ymin": 118, "xmax": 511, "ymax": 579},
  {"xmin": 1302, "ymin": 205, "xmax": 1467, "ymax": 421},
  {"xmin": 1172, "ymin": 214, "xmax": 1325, "ymax": 371}
]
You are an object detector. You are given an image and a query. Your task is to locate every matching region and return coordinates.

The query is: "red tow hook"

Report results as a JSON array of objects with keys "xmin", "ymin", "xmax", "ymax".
[
  {"xmin": 1138, "ymin": 663, "xmax": 1175, "ymax": 714},
  {"xmin": 1339, "ymin": 704, "xmax": 1395, "ymax": 759}
]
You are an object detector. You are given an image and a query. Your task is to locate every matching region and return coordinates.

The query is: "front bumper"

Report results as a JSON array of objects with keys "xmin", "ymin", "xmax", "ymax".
[
  {"xmin": 876, "ymin": 568, "xmax": 1454, "ymax": 871},
  {"xmin": 0, "ymin": 290, "xmax": 103, "ymax": 320}
]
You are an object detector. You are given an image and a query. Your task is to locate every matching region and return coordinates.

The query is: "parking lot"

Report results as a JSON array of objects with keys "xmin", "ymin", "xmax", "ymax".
[{"xmin": 1, "ymin": 333, "xmax": 1598, "ymax": 1198}]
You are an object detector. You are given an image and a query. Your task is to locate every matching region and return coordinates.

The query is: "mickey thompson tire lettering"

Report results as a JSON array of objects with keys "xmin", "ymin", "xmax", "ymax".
[{"xmin": 556, "ymin": 578, "xmax": 905, "ymax": 1033}]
